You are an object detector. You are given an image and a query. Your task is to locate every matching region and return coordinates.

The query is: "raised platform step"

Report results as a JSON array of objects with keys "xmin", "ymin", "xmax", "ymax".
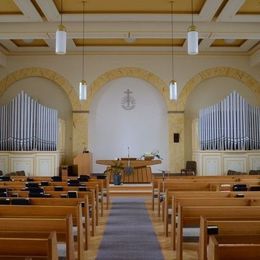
[{"xmin": 110, "ymin": 183, "xmax": 152, "ymax": 196}]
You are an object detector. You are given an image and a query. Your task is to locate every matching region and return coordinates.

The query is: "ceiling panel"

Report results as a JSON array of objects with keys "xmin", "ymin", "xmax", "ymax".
[
  {"xmin": 0, "ymin": 0, "xmax": 22, "ymax": 14},
  {"xmin": 11, "ymin": 39, "xmax": 48, "ymax": 47},
  {"xmin": 211, "ymin": 39, "xmax": 246, "ymax": 47},
  {"xmin": 238, "ymin": 0, "xmax": 260, "ymax": 14},
  {"xmin": 54, "ymin": 0, "xmax": 205, "ymax": 14},
  {"xmin": 0, "ymin": 0, "xmax": 259, "ymax": 55},
  {"xmin": 73, "ymin": 38, "xmax": 185, "ymax": 47}
]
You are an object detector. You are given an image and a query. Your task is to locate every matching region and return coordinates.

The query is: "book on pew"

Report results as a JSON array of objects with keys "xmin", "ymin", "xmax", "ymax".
[
  {"xmin": 54, "ymin": 186, "xmax": 64, "ymax": 191},
  {"xmin": 27, "ymin": 187, "xmax": 44, "ymax": 193},
  {"xmin": 235, "ymin": 193, "xmax": 245, "ymax": 198},
  {"xmin": 0, "ymin": 176, "xmax": 11, "ymax": 181},
  {"xmin": 11, "ymin": 198, "xmax": 31, "ymax": 205},
  {"xmin": 78, "ymin": 175, "xmax": 90, "ymax": 182},
  {"xmin": 0, "ymin": 198, "xmax": 10, "ymax": 205},
  {"xmin": 207, "ymin": 226, "xmax": 219, "ymax": 235},
  {"xmin": 0, "ymin": 192, "xmax": 7, "ymax": 197},
  {"xmin": 67, "ymin": 191, "xmax": 78, "ymax": 198},
  {"xmin": 26, "ymin": 182, "xmax": 40, "ymax": 188},
  {"xmin": 41, "ymin": 181, "xmax": 49, "ymax": 186},
  {"xmin": 78, "ymin": 186, "xmax": 89, "ymax": 192},
  {"xmin": 233, "ymin": 184, "xmax": 248, "ymax": 191},
  {"xmin": 67, "ymin": 179, "xmax": 80, "ymax": 186},
  {"xmin": 51, "ymin": 176, "xmax": 62, "ymax": 182},
  {"xmin": 29, "ymin": 192, "xmax": 45, "ymax": 198},
  {"xmin": 249, "ymin": 186, "xmax": 260, "ymax": 191}
]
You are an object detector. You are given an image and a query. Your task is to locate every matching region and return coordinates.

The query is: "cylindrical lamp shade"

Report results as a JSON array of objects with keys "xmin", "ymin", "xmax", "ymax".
[
  {"xmin": 55, "ymin": 24, "xmax": 67, "ymax": 54},
  {"xmin": 187, "ymin": 25, "xmax": 198, "ymax": 55},
  {"xmin": 79, "ymin": 80, "xmax": 87, "ymax": 100},
  {"xmin": 169, "ymin": 80, "xmax": 177, "ymax": 101}
]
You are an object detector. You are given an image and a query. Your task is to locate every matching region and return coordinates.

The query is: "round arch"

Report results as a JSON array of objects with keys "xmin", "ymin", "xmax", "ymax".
[
  {"xmin": 0, "ymin": 67, "xmax": 80, "ymax": 110},
  {"xmin": 87, "ymin": 67, "xmax": 170, "ymax": 110},
  {"xmin": 178, "ymin": 66, "xmax": 260, "ymax": 110}
]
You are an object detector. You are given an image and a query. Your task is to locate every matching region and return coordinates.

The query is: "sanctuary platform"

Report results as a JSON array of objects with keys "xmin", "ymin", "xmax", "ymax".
[{"xmin": 109, "ymin": 183, "xmax": 152, "ymax": 197}]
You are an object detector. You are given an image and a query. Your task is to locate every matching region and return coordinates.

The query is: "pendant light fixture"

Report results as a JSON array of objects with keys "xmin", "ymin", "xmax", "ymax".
[
  {"xmin": 169, "ymin": 1, "xmax": 177, "ymax": 101},
  {"xmin": 79, "ymin": 0, "xmax": 87, "ymax": 100},
  {"xmin": 55, "ymin": 0, "xmax": 67, "ymax": 54},
  {"xmin": 187, "ymin": 0, "xmax": 198, "ymax": 55}
]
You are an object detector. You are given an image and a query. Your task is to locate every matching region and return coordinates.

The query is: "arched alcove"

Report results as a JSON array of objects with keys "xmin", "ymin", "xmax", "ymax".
[
  {"xmin": 0, "ymin": 67, "xmax": 78, "ymax": 163},
  {"xmin": 88, "ymin": 77, "xmax": 168, "ymax": 172},
  {"xmin": 184, "ymin": 76, "xmax": 260, "ymax": 161},
  {"xmin": 0, "ymin": 76, "xmax": 73, "ymax": 163}
]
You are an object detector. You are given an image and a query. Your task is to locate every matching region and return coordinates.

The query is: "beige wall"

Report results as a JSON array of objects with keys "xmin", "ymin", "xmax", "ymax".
[{"xmin": 0, "ymin": 53, "xmax": 259, "ymax": 171}]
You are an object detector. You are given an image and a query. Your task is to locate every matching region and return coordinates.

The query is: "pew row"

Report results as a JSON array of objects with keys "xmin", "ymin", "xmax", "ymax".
[
  {"xmin": 170, "ymin": 195, "xmax": 260, "ymax": 249},
  {"xmin": 208, "ymin": 235, "xmax": 260, "ymax": 260},
  {"xmin": 0, "ymin": 231, "xmax": 58, "ymax": 260},
  {"xmin": 0, "ymin": 204, "xmax": 84, "ymax": 260},
  {"xmin": 176, "ymin": 206, "xmax": 260, "ymax": 260},
  {"xmin": 199, "ymin": 217, "xmax": 260, "ymax": 260}
]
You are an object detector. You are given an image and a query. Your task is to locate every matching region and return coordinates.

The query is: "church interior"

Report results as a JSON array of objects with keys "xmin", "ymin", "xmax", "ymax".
[{"xmin": 0, "ymin": 0, "xmax": 260, "ymax": 259}]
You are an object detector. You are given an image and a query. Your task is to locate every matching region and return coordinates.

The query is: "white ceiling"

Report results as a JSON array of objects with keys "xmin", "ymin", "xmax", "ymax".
[{"xmin": 0, "ymin": 0, "xmax": 259, "ymax": 57}]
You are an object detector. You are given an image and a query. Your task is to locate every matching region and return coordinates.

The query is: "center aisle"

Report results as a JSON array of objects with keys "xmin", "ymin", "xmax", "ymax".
[{"xmin": 96, "ymin": 198, "xmax": 164, "ymax": 260}]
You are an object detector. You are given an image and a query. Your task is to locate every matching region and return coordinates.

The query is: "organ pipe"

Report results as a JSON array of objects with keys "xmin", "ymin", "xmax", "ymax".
[
  {"xmin": 0, "ymin": 91, "xmax": 58, "ymax": 151},
  {"xmin": 199, "ymin": 91, "xmax": 260, "ymax": 150}
]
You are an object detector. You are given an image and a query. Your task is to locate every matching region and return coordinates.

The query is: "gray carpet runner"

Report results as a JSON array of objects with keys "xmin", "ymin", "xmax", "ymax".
[{"xmin": 96, "ymin": 198, "xmax": 164, "ymax": 260}]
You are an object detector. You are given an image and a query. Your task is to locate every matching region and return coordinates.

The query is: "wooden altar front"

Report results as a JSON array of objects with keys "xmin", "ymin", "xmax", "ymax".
[{"xmin": 96, "ymin": 159, "xmax": 161, "ymax": 183}]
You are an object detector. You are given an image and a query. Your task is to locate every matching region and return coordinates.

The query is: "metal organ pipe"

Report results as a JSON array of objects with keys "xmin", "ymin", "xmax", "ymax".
[
  {"xmin": 0, "ymin": 91, "xmax": 58, "ymax": 151},
  {"xmin": 199, "ymin": 91, "xmax": 260, "ymax": 150}
]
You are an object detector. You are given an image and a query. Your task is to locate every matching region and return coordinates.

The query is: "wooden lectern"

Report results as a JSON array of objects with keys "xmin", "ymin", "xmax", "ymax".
[{"xmin": 73, "ymin": 152, "xmax": 93, "ymax": 176}]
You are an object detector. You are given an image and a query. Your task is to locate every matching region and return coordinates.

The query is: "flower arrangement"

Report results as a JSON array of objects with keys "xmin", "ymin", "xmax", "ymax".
[
  {"xmin": 141, "ymin": 150, "xmax": 163, "ymax": 160},
  {"xmin": 110, "ymin": 160, "xmax": 124, "ymax": 176}
]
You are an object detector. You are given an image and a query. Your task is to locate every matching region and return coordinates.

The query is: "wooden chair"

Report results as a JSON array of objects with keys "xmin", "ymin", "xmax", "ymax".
[{"xmin": 180, "ymin": 161, "xmax": 197, "ymax": 176}]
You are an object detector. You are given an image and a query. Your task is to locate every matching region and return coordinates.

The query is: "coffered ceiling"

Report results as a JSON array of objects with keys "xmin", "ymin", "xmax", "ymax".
[{"xmin": 0, "ymin": 0, "xmax": 259, "ymax": 56}]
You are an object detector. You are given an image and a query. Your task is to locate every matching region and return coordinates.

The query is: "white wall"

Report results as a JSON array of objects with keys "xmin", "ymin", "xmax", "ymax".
[{"xmin": 88, "ymin": 77, "xmax": 168, "ymax": 173}]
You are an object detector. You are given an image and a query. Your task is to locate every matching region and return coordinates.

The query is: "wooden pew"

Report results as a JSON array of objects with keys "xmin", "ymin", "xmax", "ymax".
[
  {"xmin": 176, "ymin": 206, "xmax": 260, "ymax": 260},
  {"xmin": 208, "ymin": 235, "xmax": 260, "ymax": 260},
  {"xmin": 151, "ymin": 175, "xmax": 260, "ymax": 209},
  {"xmin": 170, "ymin": 196, "xmax": 260, "ymax": 248},
  {"xmin": 2, "ymin": 196, "xmax": 91, "ymax": 250},
  {"xmin": 0, "ymin": 231, "xmax": 58, "ymax": 260},
  {"xmin": 8, "ymin": 189, "xmax": 96, "ymax": 237},
  {"xmin": 164, "ymin": 190, "xmax": 260, "ymax": 237},
  {"xmin": 0, "ymin": 217, "xmax": 72, "ymax": 259},
  {"xmin": 90, "ymin": 175, "xmax": 110, "ymax": 210},
  {"xmin": 0, "ymin": 180, "xmax": 101, "ymax": 221},
  {"xmin": 157, "ymin": 182, "xmax": 216, "ymax": 217},
  {"xmin": 199, "ymin": 217, "xmax": 260, "ymax": 260},
  {"xmin": 0, "ymin": 205, "xmax": 84, "ymax": 260}
]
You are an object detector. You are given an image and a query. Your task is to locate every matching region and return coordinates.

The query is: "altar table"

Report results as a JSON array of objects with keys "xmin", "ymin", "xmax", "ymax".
[{"xmin": 96, "ymin": 159, "xmax": 161, "ymax": 183}]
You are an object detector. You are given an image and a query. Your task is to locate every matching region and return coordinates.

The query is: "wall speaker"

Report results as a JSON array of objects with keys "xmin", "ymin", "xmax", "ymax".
[{"xmin": 173, "ymin": 133, "xmax": 179, "ymax": 143}]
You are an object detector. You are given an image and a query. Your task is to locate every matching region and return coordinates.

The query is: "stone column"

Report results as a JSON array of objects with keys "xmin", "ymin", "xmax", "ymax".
[
  {"xmin": 72, "ymin": 111, "xmax": 88, "ymax": 157},
  {"xmin": 168, "ymin": 112, "xmax": 185, "ymax": 172}
]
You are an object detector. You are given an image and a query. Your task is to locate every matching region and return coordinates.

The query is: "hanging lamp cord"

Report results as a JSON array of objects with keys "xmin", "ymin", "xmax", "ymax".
[
  {"xmin": 82, "ymin": 1, "xmax": 86, "ymax": 81},
  {"xmin": 170, "ymin": 1, "xmax": 174, "ymax": 80},
  {"xmin": 61, "ymin": 0, "xmax": 63, "ymax": 25},
  {"xmin": 191, "ymin": 0, "xmax": 194, "ymax": 26}
]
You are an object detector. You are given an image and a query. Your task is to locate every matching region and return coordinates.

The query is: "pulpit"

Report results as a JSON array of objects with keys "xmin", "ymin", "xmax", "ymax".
[
  {"xmin": 73, "ymin": 152, "xmax": 93, "ymax": 176},
  {"xmin": 96, "ymin": 159, "xmax": 161, "ymax": 183}
]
